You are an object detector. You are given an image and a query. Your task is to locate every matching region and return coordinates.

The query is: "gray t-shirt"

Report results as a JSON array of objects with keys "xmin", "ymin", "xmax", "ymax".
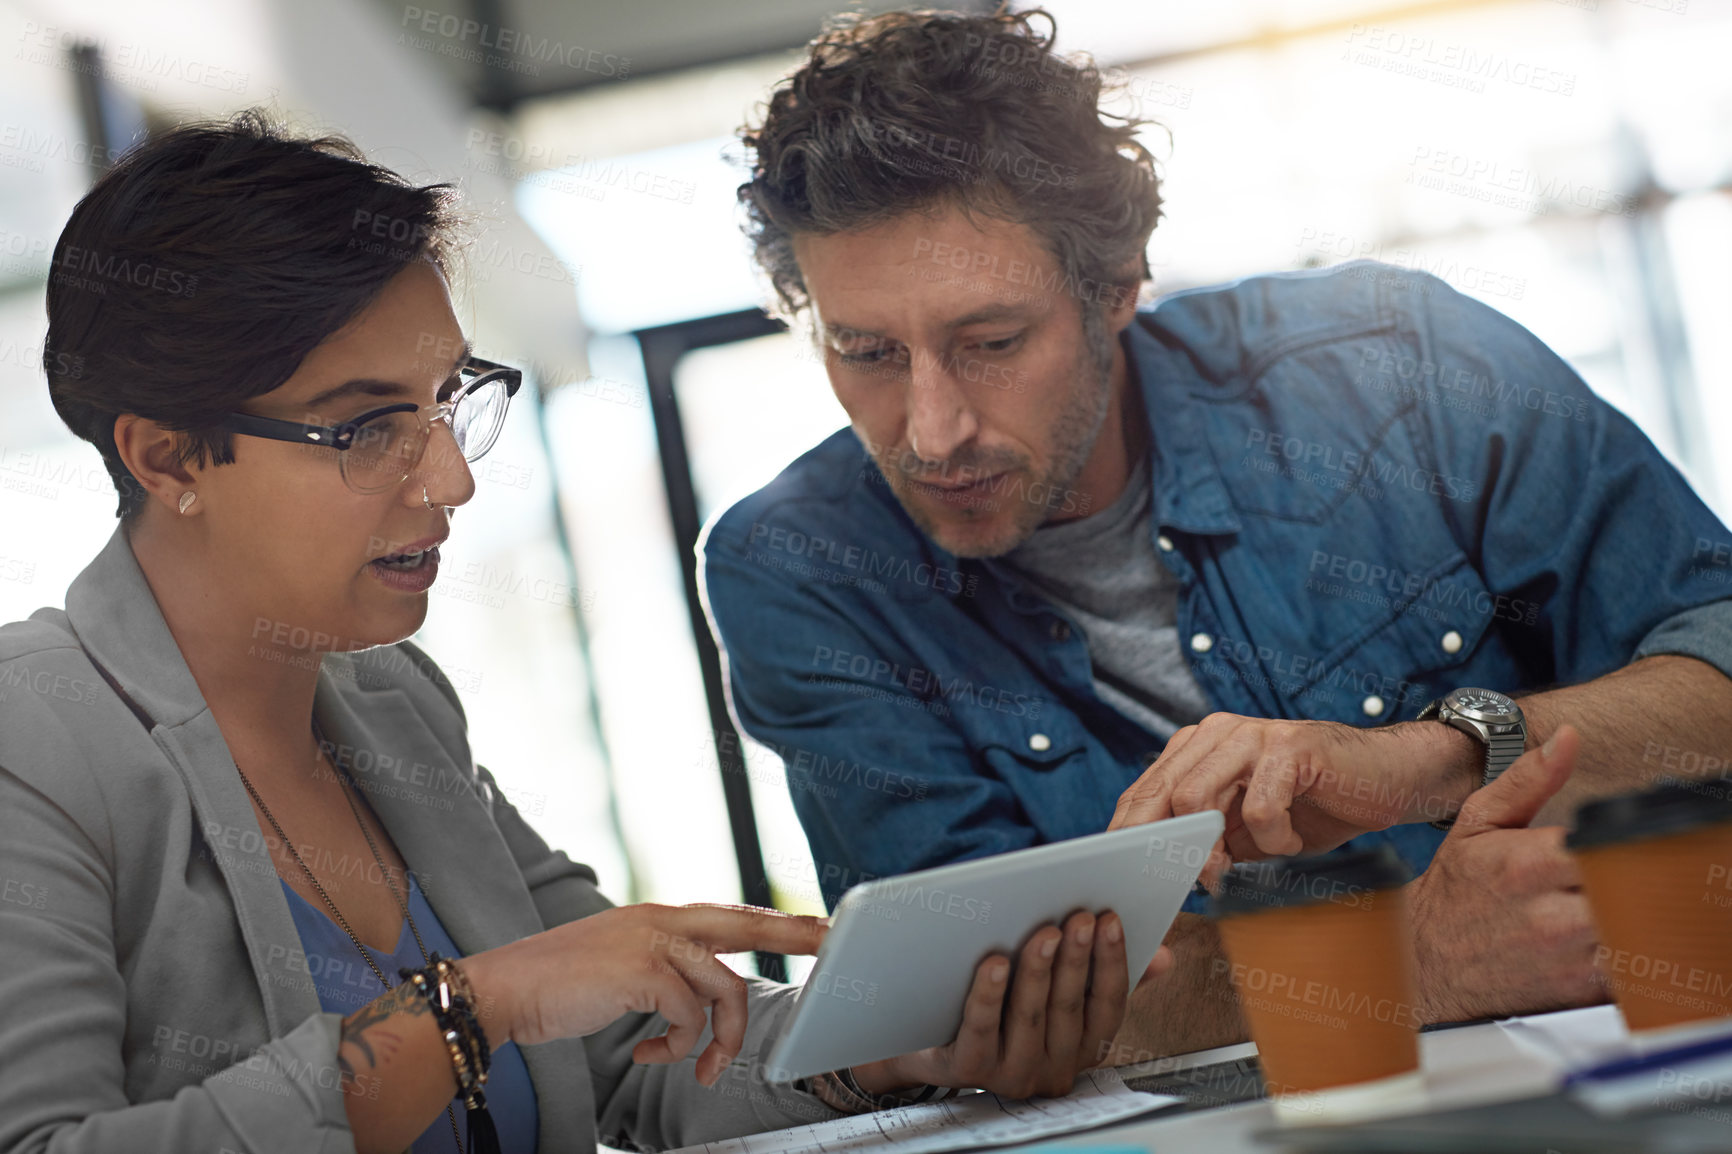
[{"xmin": 1001, "ymin": 454, "xmax": 1213, "ymax": 738}]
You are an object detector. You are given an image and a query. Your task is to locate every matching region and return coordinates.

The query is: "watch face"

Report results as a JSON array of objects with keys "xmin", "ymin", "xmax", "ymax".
[{"xmin": 1446, "ymin": 687, "xmax": 1521, "ymax": 724}]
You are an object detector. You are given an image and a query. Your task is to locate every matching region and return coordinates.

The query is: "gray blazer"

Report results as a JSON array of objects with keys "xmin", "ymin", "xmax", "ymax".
[{"xmin": 0, "ymin": 526, "xmax": 840, "ymax": 1154}]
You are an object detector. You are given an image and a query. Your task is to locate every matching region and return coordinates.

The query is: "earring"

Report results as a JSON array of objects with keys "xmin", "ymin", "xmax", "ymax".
[
  {"xmin": 177, "ymin": 491, "xmax": 197, "ymax": 515},
  {"xmin": 422, "ymin": 485, "xmax": 435, "ymax": 510}
]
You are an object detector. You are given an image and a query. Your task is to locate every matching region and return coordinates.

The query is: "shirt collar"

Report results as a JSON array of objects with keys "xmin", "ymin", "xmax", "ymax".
[{"xmin": 1125, "ymin": 317, "xmax": 1243, "ymax": 537}]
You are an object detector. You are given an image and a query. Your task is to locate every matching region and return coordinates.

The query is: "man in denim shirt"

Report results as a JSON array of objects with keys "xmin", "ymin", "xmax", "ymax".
[{"xmin": 702, "ymin": 9, "xmax": 1732, "ymax": 1056}]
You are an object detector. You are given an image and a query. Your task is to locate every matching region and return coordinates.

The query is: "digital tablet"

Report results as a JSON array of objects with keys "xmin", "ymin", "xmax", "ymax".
[{"xmin": 765, "ymin": 811, "xmax": 1225, "ymax": 1080}]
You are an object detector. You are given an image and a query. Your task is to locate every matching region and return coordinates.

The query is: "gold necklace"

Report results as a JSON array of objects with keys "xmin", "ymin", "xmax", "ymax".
[{"xmin": 235, "ymin": 726, "xmax": 467, "ymax": 1153}]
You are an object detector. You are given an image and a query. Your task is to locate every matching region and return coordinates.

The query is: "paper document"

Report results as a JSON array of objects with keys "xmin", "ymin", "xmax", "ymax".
[
  {"xmin": 1497, "ymin": 1004, "xmax": 1630, "ymax": 1071},
  {"xmin": 666, "ymin": 1068, "xmax": 1181, "ymax": 1154}
]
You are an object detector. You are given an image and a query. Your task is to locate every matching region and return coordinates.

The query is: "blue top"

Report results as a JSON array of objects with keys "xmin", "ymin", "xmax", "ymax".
[
  {"xmin": 700, "ymin": 260, "xmax": 1732, "ymax": 911},
  {"xmin": 279, "ymin": 874, "xmax": 539, "ymax": 1153}
]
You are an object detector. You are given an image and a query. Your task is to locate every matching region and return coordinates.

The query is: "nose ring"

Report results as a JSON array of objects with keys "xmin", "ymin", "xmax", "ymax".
[{"xmin": 422, "ymin": 485, "xmax": 434, "ymax": 510}]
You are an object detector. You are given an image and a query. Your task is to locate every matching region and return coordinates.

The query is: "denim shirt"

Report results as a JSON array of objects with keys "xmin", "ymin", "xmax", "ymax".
[{"xmin": 700, "ymin": 261, "xmax": 1732, "ymax": 911}]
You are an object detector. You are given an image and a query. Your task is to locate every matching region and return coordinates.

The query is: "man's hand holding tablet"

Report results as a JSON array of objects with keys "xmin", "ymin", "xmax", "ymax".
[
  {"xmin": 768, "ymin": 814, "xmax": 1223, "ymax": 1098},
  {"xmin": 848, "ymin": 909, "xmax": 1174, "ymax": 1101}
]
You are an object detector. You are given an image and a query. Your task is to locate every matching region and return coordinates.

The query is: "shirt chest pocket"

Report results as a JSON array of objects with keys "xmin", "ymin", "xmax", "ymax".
[
  {"xmin": 977, "ymin": 719, "xmax": 1088, "ymax": 771},
  {"xmin": 973, "ymin": 715, "xmax": 1124, "ymax": 842},
  {"xmin": 1293, "ymin": 552, "xmax": 1514, "ymax": 725}
]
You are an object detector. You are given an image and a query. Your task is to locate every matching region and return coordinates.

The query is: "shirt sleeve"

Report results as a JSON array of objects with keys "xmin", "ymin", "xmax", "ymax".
[
  {"xmin": 0, "ymin": 689, "xmax": 356, "ymax": 1154},
  {"xmin": 1634, "ymin": 600, "xmax": 1732, "ymax": 680},
  {"xmin": 701, "ymin": 515, "xmax": 1041, "ymax": 910},
  {"xmin": 1404, "ymin": 271, "xmax": 1732, "ymax": 688}
]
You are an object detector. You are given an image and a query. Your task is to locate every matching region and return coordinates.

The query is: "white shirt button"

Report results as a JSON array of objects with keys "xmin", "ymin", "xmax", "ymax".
[
  {"xmin": 1190, "ymin": 632, "xmax": 1214, "ymax": 653},
  {"xmin": 1362, "ymin": 695, "xmax": 1386, "ymax": 718},
  {"xmin": 1028, "ymin": 733, "xmax": 1052, "ymax": 753},
  {"xmin": 1441, "ymin": 630, "xmax": 1463, "ymax": 655},
  {"xmin": 1156, "ymin": 534, "xmax": 1175, "ymax": 552}
]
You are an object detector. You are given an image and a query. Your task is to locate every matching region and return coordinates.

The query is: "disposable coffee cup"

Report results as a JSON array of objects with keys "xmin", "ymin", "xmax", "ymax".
[
  {"xmin": 1567, "ymin": 782, "xmax": 1732, "ymax": 1033},
  {"xmin": 1211, "ymin": 844, "xmax": 1423, "ymax": 1126}
]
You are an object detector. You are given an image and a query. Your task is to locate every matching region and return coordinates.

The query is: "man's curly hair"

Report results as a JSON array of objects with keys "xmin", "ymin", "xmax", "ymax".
[{"xmin": 738, "ymin": 7, "xmax": 1163, "ymax": 318}]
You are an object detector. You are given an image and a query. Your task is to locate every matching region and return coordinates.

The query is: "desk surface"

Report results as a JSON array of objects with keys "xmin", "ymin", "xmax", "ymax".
[{"xmin": 1030, "ymin": 1004, "xmax": 1631, "ymax": 1154}]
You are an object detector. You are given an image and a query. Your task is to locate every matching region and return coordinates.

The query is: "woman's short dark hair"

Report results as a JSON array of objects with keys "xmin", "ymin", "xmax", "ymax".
[
  {"xmin": 738, "ymin": 7, "xmax": 1163, "ymax": 318},
  {"xmin": 44, "ymin": 109, "xmax": 462, "ymax": 519}
]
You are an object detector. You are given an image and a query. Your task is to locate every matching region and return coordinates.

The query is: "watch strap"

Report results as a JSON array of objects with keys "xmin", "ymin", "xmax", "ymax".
[
  {"xmin": 1482, "ymin": 728, "xmax": 1527, "ymax": 785},
  {"xmin": 1423, "ymin": 695, "xmax": 1526, "ymax": 832}
]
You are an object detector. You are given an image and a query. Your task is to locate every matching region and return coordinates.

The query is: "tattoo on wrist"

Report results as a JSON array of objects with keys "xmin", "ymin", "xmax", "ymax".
[{"xmin": 339, "ymin": 981, "xmax": 430, "ymax": 1077}]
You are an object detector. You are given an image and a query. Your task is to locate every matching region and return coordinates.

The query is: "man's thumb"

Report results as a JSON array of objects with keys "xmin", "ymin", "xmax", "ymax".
[{"xmin": 1450, "ymin": 724, "xmax": 1579, "ymax": 835}]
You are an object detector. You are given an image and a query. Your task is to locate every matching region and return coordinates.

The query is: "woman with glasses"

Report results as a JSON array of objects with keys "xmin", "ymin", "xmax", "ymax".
[{"xmin": 0, "ymin": 113, "xmax": 1164, "ymax": 1154}]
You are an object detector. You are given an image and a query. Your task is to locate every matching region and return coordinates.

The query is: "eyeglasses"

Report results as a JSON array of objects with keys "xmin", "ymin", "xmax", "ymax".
[{"xmin": 217, "ymin": 356, "xmax": 523, "ymax": 495}]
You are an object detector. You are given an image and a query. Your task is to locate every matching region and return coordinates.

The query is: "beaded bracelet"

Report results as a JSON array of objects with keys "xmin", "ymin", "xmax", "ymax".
[
  {"xmin": 400, "ymin": 954, "xmax": 502, "ymax": 1154},
  {"xmin": 398, "ymin": 954, "xmax": 492, "ymax": 1102},
  {"xmin": 800, "ymin": 1068, "xmax": 957, "ymax": 1114},
  {"xmin": 837, "ymin": 1067, "xmax": 946, "ymax": 1109}
]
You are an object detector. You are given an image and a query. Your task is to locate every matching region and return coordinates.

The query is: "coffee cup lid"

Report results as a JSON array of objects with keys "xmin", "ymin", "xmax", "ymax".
[
  {"xmin": 1566, "ymin": 782, "xmax": 1732, "ymax": 852},
  {"xmin": 1210, "ymin": 843, "xmax": 1412, "ymax": 918}
]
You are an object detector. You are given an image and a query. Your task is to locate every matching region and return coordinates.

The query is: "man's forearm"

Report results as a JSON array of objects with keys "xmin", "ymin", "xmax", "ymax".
[
  {"xmin": 1519, "ymin": 654, "xmax": 1732, "ymax": 825},
  {"xmin": 1098, "ymin": 912, "xmax": 1247, "ymax": 1065},
  {"xmin": 1397, "ymin": 655, "xmax": 1732, "ymax": 829}
]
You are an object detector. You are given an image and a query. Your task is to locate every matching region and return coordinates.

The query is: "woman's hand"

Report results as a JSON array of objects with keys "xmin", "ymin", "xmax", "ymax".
[
  {"xmin": 461, "ymin": 903, "xmax": 828, "ymax": 1086},
  {"xmin": 851, "ymin": 910, "xmax": 1173, "ymax": 1100}
]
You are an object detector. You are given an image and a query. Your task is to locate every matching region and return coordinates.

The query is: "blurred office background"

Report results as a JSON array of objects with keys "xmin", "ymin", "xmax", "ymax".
[{"xmin": 2, "ymin": 0, "xmax": 1729, "ymax": 979}]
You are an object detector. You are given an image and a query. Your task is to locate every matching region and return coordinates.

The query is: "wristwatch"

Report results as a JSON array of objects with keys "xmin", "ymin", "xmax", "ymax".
[{"xmin": 1419, "ymin": 688, "xmax": 1527, "ymax": 831}]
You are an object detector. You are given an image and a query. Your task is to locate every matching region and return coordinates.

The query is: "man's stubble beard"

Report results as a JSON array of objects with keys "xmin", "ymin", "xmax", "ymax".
[{"xmin": 889, "ymin": 305, "xmax": 1118, "ymax": 560}]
